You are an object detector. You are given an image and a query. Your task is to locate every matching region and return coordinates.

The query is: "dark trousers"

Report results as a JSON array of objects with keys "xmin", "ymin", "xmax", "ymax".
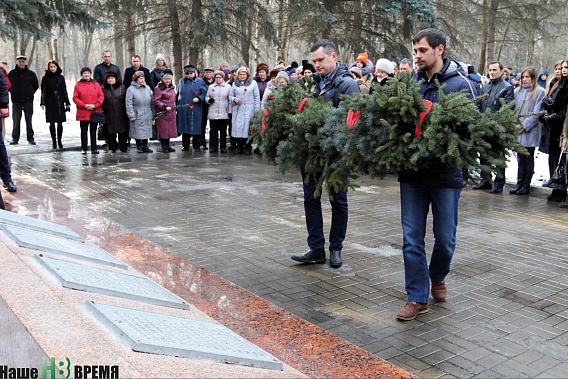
[
  {"xmin": 209, "ymin": 119, "xmax": 228, "ymax": 150},
  {"xmin": 107, "ymin": 132, "xmax": 128, "ymax": 152},
  {"xmin": 301, "ymin": 166, "xmax": 348, "ymax": 251},
  {"xmin": 182, "ymin": 133, "xmax": 200, "ymax": 149},
  {"xmin": 201, "ymin": 106, "xmax": 209, "ymax": 147},
  {"xmin": 517, "ymin": 147, "xmax": 535, "ymax": 187},
  {"xmin": 11, "ymin": 101, "xmax": 34, "ymax": 143},
  {"xmin": 479, "ymin": 153, "xmax": 505, "ymax": 185},
  {"xmin": 549, "ymin": 153, "xmax": 560, "ymax": 178},
  {"xmin": 49, "ymin": 122, "xmax": 63, "ymax": 145},
  {"xmin": 80, "ymin": 121, "xmax": 98, "ymax": 151}
]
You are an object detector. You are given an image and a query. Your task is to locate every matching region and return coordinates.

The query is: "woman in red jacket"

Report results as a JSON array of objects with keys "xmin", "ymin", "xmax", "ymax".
[{"xmin": 73, "ymin": 67, "xmax": 104, "ymax": 154}]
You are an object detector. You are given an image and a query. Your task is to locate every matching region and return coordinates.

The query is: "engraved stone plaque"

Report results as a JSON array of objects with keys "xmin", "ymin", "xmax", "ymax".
[
  {"xmin": 2, "ymin": 225, "xmax": 126, "ymax": 269},
  {"xmin": 0, "ymin": 211, "xmax": 83, "ymax": 241},
  {"xmin": 35, "ymin": 256, "xmax": 187, "ymax": 309},
  {"xmin": 87, "ymin": 302, "xmax": 282, "ymax": 370}
]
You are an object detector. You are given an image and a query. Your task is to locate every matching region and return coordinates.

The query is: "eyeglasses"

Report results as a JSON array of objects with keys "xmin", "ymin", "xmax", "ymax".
[{"xmin": 185, "ymin": 71, "xmax": 192, "ymax": 75}]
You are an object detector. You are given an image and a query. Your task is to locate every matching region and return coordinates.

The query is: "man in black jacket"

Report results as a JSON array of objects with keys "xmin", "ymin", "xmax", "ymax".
[
  {"xmin": 8, "ymin": 56, "xmax": 39, "ymax": 145},
  {"xmin": 473, "ymin": 61, "xmax": 514, "ymax": 193},
  {"xmin": 94, "ymin": 51, "xmax": 122, "ymax": 86},
  {"xmin": 0, "ymin": 69, "xmax": 16, "ymax": 197},
  {"xmin": 290, "ymin": 39, "xmax": 360, "ymax": 269},
  {"xmin": 123, "ymin": 55, "xmax": 153, "ymax": 90}
]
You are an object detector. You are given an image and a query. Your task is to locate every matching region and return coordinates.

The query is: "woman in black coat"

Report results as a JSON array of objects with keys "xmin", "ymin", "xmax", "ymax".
[
  {"xmin": 101, "ymin": 71, "xmax": 128, "ymax": 153},
  {"xmin": 40, "ymin": 60, "xmax": 70, "ymax": 149},
  {"xmin": 541, "ymin": 58, "xmax": 568, "ymax": 201}
]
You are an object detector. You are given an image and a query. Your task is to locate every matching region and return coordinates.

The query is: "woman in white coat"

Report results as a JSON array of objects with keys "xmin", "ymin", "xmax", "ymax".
[
  {"xmin": 126, "ymin": 71, "xmax": 155, "ymax": 153},
  {"xmin": 229, "ymin": 67, "xmax": 260, "ymax": 154}
]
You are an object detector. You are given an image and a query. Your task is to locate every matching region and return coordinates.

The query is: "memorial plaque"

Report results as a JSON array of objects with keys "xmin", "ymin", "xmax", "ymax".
[
  {"xmin": 2, "ymin": 225, "xmax": 126, "ymax": 269},
  {"xmin": 0, "ymin": 211, "xmax": 83, "ymax": 241},
  {"xmin": 35, "ymin": 256, "xmax": 187, "ymax": 309},
  {"xmin": 87, "ymin": 302, "xmax": 282, "ymax": 370}
]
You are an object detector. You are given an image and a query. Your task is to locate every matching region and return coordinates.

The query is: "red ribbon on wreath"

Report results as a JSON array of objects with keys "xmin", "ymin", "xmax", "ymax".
[
  {"xmin": 415, "ymin": 99, "xmax": 433, "ymax": 138},
  {"xmin": 261, "ymin": 106, "xmax": 271, "ymax": 136},
  {"xmin": 346, "ymin": 108, "xmax": 360, "ymax": 130},
  {"xmin": 298, "ymin": 98, "xmax": 311, "ymax": 113}
]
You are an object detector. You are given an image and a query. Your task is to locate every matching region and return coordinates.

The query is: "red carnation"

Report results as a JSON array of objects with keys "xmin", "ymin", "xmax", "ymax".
[
  {"xmin": 191, "ymin": 106, "xmax": 194, "ymax": 109},
  {"xmin": 268, "ymin": 95, "xmax": 274, "ymax": 100},
  {"xmin": 194, "ymin": 91, "xmax": 198, "ymax": 94},
  {"xmin": 244, "ymin": 88, "xmax": 248, "ymax": 92}
]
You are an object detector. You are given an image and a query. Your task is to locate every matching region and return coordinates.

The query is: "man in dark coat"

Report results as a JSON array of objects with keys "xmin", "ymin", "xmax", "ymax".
[
  {"xmin": 8, "ymin": 56, "xmax": 39, "ymax": 145},
  {"xmin": 395, "ymin": 28, "xmax": 477, "ymax": 321},
  {"xmin": 0, "ymin": 69, "xmax": 16, "ymax": 197},
  {"xmin": 290, "ymin": 39, "xmax": 360, "ymax": 269},
  {"xmin": 94, "ymin": 51, "xmax": 122, "ymax": 86},
  {"xmin": 123, "ymin": 55, "xmax": 153, "ymax": 90},
  {"xmin": 473, "ymin": 61, "xmax": 514, "ymax": 193}
]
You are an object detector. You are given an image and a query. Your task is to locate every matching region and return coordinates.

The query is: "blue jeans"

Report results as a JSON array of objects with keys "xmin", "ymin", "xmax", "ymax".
[
  {"xmin": 301, "ymin": 166, "xmax": 348, "ymax": 251},
  {"xmin": 400, "ymin": 182, "xmax": 461, "ymax": 303}
]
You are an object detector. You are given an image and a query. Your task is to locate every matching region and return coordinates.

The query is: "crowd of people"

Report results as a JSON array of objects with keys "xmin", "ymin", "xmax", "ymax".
[{"xmin": 0, "ymin": 46, "xmax": 567, "ymax": 198}]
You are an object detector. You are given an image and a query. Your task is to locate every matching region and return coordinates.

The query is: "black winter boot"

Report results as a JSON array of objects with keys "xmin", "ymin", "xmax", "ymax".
[
  {"xmin": 136, "ymin": 139, "xmax": 143, "ymax": 153},
  {"xmin": 142, "ymin": 139, "xmax": 153, "ymax": 153}
]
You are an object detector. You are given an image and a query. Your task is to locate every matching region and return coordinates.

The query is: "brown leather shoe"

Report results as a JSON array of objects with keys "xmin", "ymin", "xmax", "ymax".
[
  {"xmin": 431, "ymin": 281, "xmax": 447, "ymax": 302},
  {"xmin": 396, "ymin": 302, "xmax": 428, "ymax": 321}
]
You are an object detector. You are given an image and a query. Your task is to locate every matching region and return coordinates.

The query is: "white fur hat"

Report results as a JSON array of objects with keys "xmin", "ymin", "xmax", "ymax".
[{"xmin": 375, "ymin": 58, "xmax": 395, "ymax": 75}]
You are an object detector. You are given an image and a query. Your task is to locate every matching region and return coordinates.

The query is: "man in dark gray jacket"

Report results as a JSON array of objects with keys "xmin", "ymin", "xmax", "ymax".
[
  {"xmin": 290, "ymin": 39, "xmax": 360, "ymax": 269},
  {"xmin": 8, "ymin": 56, "xmax": 39, "ymax": 145},
  {"xmin": 473, "ymin": 61, "xmax": 514, "ymax": 193}
]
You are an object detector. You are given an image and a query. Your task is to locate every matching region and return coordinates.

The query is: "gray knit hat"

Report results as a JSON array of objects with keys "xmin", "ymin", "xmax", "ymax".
[
  {"xmin": 276, "ymin": 71, "xmax": 289, "ymax": 82},
  {"xmin": 132, "ymin": 71, "xmax": 145, "ymax": 81}
]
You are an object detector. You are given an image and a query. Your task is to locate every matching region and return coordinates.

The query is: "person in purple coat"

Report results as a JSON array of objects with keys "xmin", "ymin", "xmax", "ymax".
[{"xmin": 154, "ymin": 69, "xmax": 177, "ymax": 152}]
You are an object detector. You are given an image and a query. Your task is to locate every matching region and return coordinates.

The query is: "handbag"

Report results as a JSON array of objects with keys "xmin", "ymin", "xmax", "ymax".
[
  {"xmin": 551, "ymin": 154, "xmax": 566, "ymax": 184},
  {"xmin": 97, "ymin": 124, "xmax": 106, "ymax": 141},
  {"xmin": 90, "ymin": 111, "xmax": 107, "ymax": 124}
]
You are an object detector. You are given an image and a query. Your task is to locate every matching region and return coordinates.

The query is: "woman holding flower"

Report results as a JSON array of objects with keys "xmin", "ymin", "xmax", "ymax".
[{"xmin": 177, "ymin": 65, "xmax": 207, "ymax": 151}]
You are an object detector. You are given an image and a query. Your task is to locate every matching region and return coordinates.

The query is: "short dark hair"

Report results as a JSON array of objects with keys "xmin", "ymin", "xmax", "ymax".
[
  {"xmin": 412, "ymin": 28, "xmax": 446, "ymax": 56},
  {"xmin": 310, "ymin": 39, "xmax": 337, "ymax": 56},
  {"xmin": 132, "ymin": 55, "xmax": 141, "ymax": 60},
  {"xmin": 488, "ymin": 61, "xmax": 503, "ymax": 70}
]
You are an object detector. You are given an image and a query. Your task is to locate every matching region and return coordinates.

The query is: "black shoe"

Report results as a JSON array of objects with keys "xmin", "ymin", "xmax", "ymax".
[
  {"xmin": 227, "ymin": 145, "xmax": 235, "ymax": 151},
  {"xmin": 167, "ymin": 146, "xmax": 176, "ymax": 152},
  {"xmin": 9, "ymin": 141, "xmax": 18, "ymax": 145},
  {"xmin": 28, "ymin": 140, "xmax": 36, "ymax": 145},
  {"xmin": 329, "ymin": 250, "xmax": 342, "ymax": 268},
  {"xmin": 58, "ymin": 141, "xmax": 63, "ymax": 149},
  {"xmin": 220, "ymin": 148, "xmax": 227, "ymax": 153},
  {"xmin": 143, "ymin": 146, "xmax": 153, "ymax": 153},
  {"xmin": 3, "ymin": 181, "xmax": 16, "ymax": 193},
  {"xmin": 245, "ymin": 148, "xmax": 252, "ymax": 155},
  {"xmin": 137, "ymin": 147, "xmax": 144, "ymax": 153},
  {"xmin": 490, "ymin": 185, "xmax": 503, "ymax": 194},
  {"xmin": 52, "ymin": 142, "xmax": 57, "ymax": 149},
  {"xmin": 291, "ymin": 248, "xmax": 326, "ymax": 264},
  {"xmin": 472, "ymin": 180, "xmax": 491, "ymax": 190},
  {"xmin": 202, "ymin": 145, "xmax": 208, "ymax": 150},
  {"xmin": 194, "ymin": 147, "xmax": 201, "ymax": 152},
  {"xmin": 542, "ymin": 178, "xmax": 553, "ymax": 188},
  {"xmin": 92, "ymin": 150, "xmax": 99, "ymax": 154},
  {"xmin": 509, "ymin": 182, "xmax": 523, "ymax": 194},
  {"xmin": 515, "ymin": 186, "xmax": 530, "ymax": 195},
  {"xmin": 234, "ymin": 147, "xmax": 243, "ymax": 155},
  {"xmin": 210, "ymin": 148, "xmax": 218, "ymax": 153},
  {"xmin": 182, "ymin": 146, "xmax": 190, "ymax": 151}
]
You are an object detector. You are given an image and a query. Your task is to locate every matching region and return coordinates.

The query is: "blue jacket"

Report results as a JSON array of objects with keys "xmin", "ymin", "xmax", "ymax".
[
  {"xmin": 312, "ymin": 62, "xmax": 360, "ymax": 107},
  {"xmin": 399, "ymin": 58, "xmax": 478, "ymax": 188}
]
